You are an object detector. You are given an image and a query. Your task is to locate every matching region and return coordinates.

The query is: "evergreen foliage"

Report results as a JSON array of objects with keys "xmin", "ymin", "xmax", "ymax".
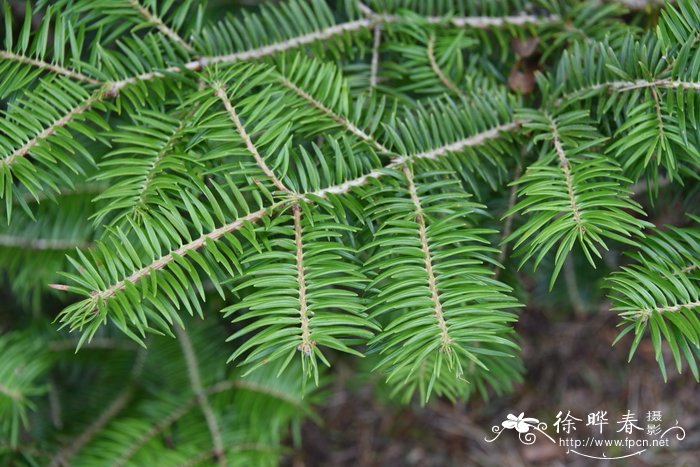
[{"xmin": 1, "ymin": 0, "xmax": 699, "ymax": 464}]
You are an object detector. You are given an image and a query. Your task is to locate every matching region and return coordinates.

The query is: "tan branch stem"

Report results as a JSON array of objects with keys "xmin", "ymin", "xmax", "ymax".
[
  {"xmin": 293, "ymin": 204, "xmax": 313, "ymax": 356},
  {"xmin": 89, "ymin": 204, "xmax": 283, "ymax": 302},
  {"xmin": 370, "ymin": 24, "xmax": 382, "ymax": 90},
  {"xmin": 0, "ymin": 51, "xmax": 102, "ymax": 84},
  {"xmin": 403, "ymin": 165, "xmax": 452, "ymax": 350},
  {"xmin": 546, "ymin": 115, "xmax": 584, "ymax": 230},
  {"xmin": 640, "ymin": 300, "xmax": 700, "ymax": 318},
  {"xmin": 214, "ymin": 85, "xmax": 292, "ymax": 193},
  {"xmin": 1, "ymin": 91, "xmax": 104, "ymax": 167},
  {"xmin": 427, "ymin": 33, "xmax": 465, "ymax": 97},
  {"xmin": 0, "ymin": 235, "xmax": 90, "ymax": 250},
  {"xmin": 128, "ymin": 0, "xmax": 195, "ymax": 53},
  {"xmin": 556, "ymin": 79, "xmax": 700, "ymax": 106},
  {"xmin": 278, "ymin": 77, "xmax": 390, "ymax": 153},
  {"xmin": 312, "ymin": 121, "xmax": 520, "ymax": 198}
]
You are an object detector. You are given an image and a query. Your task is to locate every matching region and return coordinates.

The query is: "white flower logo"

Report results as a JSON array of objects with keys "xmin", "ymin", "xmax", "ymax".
[{"xmin": 502, "ymin": 412, "xmax": 540, "ymax": 433}]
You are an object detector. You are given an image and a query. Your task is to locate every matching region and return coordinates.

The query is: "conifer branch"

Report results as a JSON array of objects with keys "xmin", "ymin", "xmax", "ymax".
[
  {"xmin": 311, "ymin": 121, "xmax": 519, "ymax": 197},
  {"xmin": 107, "ymin": 13, "xmax": 558, "ymax": 92},
  {"xmin": 278, "ymin": 77, "xmax": 390, "ymax": 153},
  {"xmin": 114, "ymin": 381, "xmax": 236, "ymax": 467},
  {"xmin": 49, "ymin": 351, "xmax": 146, "ymax": 467},
  {"xmin": 87, "ymin": 204, "xmax": 284, "ymax": 302},
  {"xmin": 1, "ymin": 91, "xmax": 104, "ymax": 167},
  {"xmin": 0, "ymin": 383, "xmax": 23, "ymax": 402},
  {"xmin": 370, "ymin": 24, "xmax": 382, "ymax": 90},
  {"xmin": 556, "ymin": 79, "xmax": 700, "ymax": 106},
  {"xmin": 546, "ymin": 114, "xmax": 584, "ymax": 230},
  {"xmin": 427, "ymin": 33, "xmax": 465, "ymax": 97},
  {"xmin": 0, "ymin": 235, "xmax": 90, "ymax": 250},
  {"xmin": 403, "ymin": 165, "xmax": 452, "ymax": 351},
  {"xmin": 174, "ymin": 326, "xmax": 226, "ymax": 466},
  {"xmin": 0, "ymin": 50, "xmax": 102, "ymax": 84},
  {"xmin": 639, "ymin": 300, "xmax": 700, "ymax": 317},
  {"xmin": 424, "ymin": 14, "xmax": 561, "ymax": 29},
  {"xmin": 214, "ymin": 85, "xmax": 293, "ymax": 194},
  {"xmin": 127, "ymin": 0, "xmax": 196, "ymax": 53},
  {"xmin": 292, "ymin": 204, "xmax": 313, "ymax": 357}
]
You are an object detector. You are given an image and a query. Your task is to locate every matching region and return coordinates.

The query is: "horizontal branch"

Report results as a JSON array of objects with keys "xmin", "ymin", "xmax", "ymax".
[
  {"xmin": 312, "ymin": 121, "xmax": 520, "ymax": 197},
  {"xmin": 557, "ymin": 79, "xmax": 700, "ymax": 105},
  {"xmin": 0, "ymin": 234, "xmax": 91, "ymax": 250},
  {"xmin": 0, "ymin": 50, "xmax": 103, "ymax": 84},
  {"xmin": 642, "ymin": 300, "xmax": 700, "ymax": 316},
  {"xmin": 108, "ymin": 12, "xmax": 558, "ymax": 91},
  {"xmin": 293, "ymin": 204, "xmax": 313, "ymax": 356},
  {"xmin": 379, "ymin": 13, "xmax": 561, "ymax": 28}
]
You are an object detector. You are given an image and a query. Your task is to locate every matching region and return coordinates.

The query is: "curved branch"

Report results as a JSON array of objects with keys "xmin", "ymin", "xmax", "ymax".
[{"xmin": 427, "ymin": 33, "xmax": 465, "ymax": 97}]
